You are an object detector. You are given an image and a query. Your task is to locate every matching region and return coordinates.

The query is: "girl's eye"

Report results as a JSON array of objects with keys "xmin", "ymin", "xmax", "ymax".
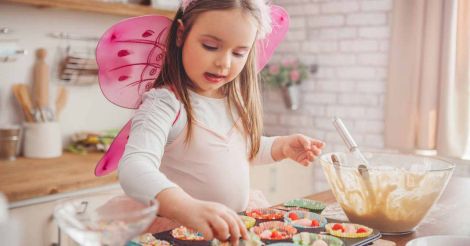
[
  {"xmin": 202, "ymin": 44, "xmax": 217, "ymax": 50},
  {"xmin": 233, "ymin": 52, "xmax": 246, "ymax": 58}
]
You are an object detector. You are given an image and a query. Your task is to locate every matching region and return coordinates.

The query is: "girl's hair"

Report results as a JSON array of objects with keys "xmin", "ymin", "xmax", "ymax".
[{"xmin": 154, "ymin": 0, "xmax": 271, "ymax": 160}]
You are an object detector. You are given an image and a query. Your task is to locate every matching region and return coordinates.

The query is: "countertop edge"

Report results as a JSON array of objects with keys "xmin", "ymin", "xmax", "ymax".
[{"xmin": 8, "ymin": 183, "xmax": 121, "ymax": 209}]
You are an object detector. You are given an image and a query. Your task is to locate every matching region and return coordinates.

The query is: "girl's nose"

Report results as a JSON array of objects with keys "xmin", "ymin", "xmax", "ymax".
[{"xmin": 215, "ymin": 52, "xmax": 231, "ymax": 69}]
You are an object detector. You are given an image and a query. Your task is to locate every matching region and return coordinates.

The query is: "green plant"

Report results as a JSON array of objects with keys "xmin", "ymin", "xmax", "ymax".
[{"xmin": 261, "ymin": 59, "xmax": 309, "ymax": 87}]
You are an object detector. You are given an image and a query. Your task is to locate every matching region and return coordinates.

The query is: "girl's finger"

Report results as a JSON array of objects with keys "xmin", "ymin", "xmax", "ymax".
[
  {"xmin": 197, "ymin": 223, "xmax": 214, "ymax": 241},
  {"xmin": 229, "ymin": 210, "xmax": 249, "ymax": 240},
  {"xmin": 220, "ymin": 212, "xmax": 241, "ymax": 245},
  {"xmin": 311, "ymin": 139, "xmax": 325, "ymax": 149},
  {"xmin": 312, "ymin": 146, "xmax": 321, "ymax": 156},
  {"xmin": 296, "ymin": 135, "xmax": 311, "ymax": 150},
  {"xmin": 297, "ymin": 152, "xmax": 310, "ymax": 166},
  {"xmin": 208, "ymin": 215, "xmax": 230, "ymax": 242}
]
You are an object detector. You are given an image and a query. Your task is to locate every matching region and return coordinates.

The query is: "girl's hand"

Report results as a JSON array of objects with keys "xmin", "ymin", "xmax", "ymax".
[
  {"xmin": 157, "ymin": 188, "xmax": 248, "ymax": 245},
  {"xmin": 272, "ymin": 134, "xmax": 325, "ymax": 166},
  {"xmin": 180, "ymin": 200, "xmax": 248, "ymax": 244}
]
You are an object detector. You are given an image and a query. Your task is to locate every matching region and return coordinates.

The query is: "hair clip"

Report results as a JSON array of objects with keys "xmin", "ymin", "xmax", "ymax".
[{"xmin": 181, "ymin": 0, "xmax": 197, "ymax": 12}]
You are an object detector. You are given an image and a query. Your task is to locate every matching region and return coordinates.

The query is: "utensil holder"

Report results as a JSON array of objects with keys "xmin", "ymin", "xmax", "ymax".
[{"xmin": 23, "ymin": 122, "xmax": 62, "ymax": 158}]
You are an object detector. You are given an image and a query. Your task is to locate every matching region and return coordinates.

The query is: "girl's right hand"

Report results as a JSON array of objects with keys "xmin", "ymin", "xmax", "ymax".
[
  {"xmin": 156, "ymin": 188, "xmax": 248, "ymax": 245},
  {"xmin": 178, "ymin": 199, "xmax": 249, "ymax": 245}
]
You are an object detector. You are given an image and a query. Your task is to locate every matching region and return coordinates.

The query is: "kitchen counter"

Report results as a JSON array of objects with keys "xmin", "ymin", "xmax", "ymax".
[{"xmin": 0, "ymin": 152, "xmax": 118, "ymax": 206}]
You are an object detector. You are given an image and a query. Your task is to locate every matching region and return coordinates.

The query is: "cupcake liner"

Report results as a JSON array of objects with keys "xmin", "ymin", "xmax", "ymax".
[
  {"xmin": 293, "ymin": 232, "xmax": 344, "ymax": 246},
  {"xmin": 284, "ymin": 210, "xmax": 328, "ymax": 229},
  {"xmin": 240, "ymin": 215, "xmax": 256, "ymax": 229},
  {"xmin": 131, "ymin": 233, "xmax": 171, "ymax": 246},
  {"xmin": 171, "ymin": 226, "xmax": 205, "ymax": 241},
  {"xmin": 250, "ymin": 221, "xmax": 297, "ymax": 240},
  {"xmin": 283, "ymin": 199, "xmax": 326, "ymax": 212},
  {"xmin": 325, "ymin": 223, "xmax": 373, "ymax": 238},
  {"xmin": 211, "ymin": 232, "xmax": 263, "ymax": 246},
  {"xmin": 245, "ymin": 208, "xmax": 285, "ymax": 220},
  {"xmin": 272, "ymin": 205, "xmax": 310, "ymax": 212}
]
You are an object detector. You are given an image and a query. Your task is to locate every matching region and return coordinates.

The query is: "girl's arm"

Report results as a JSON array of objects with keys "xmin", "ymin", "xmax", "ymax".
[{"xmin": 118, "ymin": 88, "xmax": 181, "ymax": 202}]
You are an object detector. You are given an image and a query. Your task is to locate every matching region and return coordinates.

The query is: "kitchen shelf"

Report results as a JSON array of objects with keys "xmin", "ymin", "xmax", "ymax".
[{"xmin": 5, "ymin": 0, "xmax": 176, "ymax": 17}]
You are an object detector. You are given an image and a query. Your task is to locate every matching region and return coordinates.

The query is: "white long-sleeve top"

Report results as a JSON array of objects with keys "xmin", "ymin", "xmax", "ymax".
[{"xmin": 118, "ymin": 88, "xmax": 276, "ymax": 208}]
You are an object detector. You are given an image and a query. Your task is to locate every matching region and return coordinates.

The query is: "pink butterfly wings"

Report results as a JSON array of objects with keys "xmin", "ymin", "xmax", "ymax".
[
  {"xmin": 95, "ymin": 6, "xmax": 289, "ymax": 176},
  {"xmin": 96, "ymin": 15, "xmax": 172, "ymax": 109}
]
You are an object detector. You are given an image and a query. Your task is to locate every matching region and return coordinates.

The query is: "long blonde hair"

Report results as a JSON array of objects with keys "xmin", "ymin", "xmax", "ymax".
[{"xmin": 154, "ymin": 0, "xmax": 271, "ymax": 160}]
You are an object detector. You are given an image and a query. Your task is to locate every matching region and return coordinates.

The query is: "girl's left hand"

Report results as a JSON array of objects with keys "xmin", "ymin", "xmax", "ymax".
[{"xmin": 274, "ymin": 134, "xmax": 325, "ymax": 166}]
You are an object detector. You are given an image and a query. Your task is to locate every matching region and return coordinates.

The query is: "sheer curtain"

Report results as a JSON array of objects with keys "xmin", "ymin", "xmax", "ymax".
[{"xmin": 385, "ymin": 0, "xmax": 470, "ymax": 159}]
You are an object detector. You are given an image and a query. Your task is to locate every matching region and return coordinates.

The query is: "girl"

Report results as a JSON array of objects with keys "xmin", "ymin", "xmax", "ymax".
[{"xmin": 118, "ymin": 0, "xmax": 325, "ymax": 244}]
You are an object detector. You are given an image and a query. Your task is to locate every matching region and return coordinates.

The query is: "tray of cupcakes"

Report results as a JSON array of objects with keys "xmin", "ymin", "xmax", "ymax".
[{"xmin": 129, "ymin": 199, "xmax": 381, "ymax": 246}]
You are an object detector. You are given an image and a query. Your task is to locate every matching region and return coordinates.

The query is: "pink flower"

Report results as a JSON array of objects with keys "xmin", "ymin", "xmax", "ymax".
[
  {"xmin": 282, "ymin": 58, "xmax": 293, "ymax": 67},
  {"xmin": 290, "ymin": 69, "xmax": 300, "ymax": 82},
  {"xmin": 269, "ymin": 64, "xmax": 280, "ymax": 75}
]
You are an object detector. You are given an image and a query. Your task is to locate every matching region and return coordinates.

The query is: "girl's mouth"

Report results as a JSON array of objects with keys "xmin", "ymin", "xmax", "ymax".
[{"xmin": 204, "ymin": 72, "xmax": 226, "ymax": 83}]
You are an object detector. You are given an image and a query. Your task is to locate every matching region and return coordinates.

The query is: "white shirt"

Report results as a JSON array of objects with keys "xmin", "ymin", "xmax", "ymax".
[{"xmin": 118, "ymin": 88, "xmax": 276, "ymax": 203}]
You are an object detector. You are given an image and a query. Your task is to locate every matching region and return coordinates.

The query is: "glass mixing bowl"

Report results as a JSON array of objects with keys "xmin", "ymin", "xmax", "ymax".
[
  {"xmin": 319, "ymin": 152, "xmax": 454, "ymax": 234},
  {"xmin": 54, "ymin": 193, "xmax": 158, "ymax": 246}
]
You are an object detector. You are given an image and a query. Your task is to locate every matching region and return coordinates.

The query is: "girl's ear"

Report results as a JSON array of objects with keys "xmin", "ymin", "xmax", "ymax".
[{"xmin": 176, "ymin": 19, "xmax": 185, "ymax": 47}]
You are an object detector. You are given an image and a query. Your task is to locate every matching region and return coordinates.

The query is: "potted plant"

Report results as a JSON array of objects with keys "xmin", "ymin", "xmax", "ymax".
[{"xmin": 260, "ymin": 58, "xmax": 309, "ymax": 110}]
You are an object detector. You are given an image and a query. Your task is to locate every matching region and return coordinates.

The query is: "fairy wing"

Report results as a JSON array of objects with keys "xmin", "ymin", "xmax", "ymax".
[
  {"xmin": 256, "ymin": 5, "xmax": 290, "ymax": 72},
  {"xmin": 96, "ymin": 15, "xmax": 172, "ymax": 109},
  {"xmin": 95, "ymin": 6, "xmax": 289, "ymax": 176}
]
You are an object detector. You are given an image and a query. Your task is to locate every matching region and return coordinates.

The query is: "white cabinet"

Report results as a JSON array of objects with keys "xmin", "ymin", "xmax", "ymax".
[
  {"xmin": 250, "ymin": 159, "xmax": 329, "ymax": 205},
  {"xmin": 9, "ymin": 184, "xmax": 123, "ymax": 246}
]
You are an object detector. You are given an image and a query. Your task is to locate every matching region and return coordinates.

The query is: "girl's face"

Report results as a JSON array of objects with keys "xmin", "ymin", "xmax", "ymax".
[{"xmin": 181, "ymin": 8, "xmax": 258, "ymax": 98}]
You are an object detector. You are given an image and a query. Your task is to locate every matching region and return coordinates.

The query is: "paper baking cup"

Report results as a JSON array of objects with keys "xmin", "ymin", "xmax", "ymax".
[
  {"xmin": 171, "ymin": 226, "xmax": 205, "ymax": 241},
  {"xmin": 284, "ymin": 210, "xmax": 328, "ymax": 229},
  {"xmin": 283, "ymin": 199, "xmax": 326, "ymax": 211},
  {"xmin": 272, "ymin": 205, "xmax": 310, "ymax": 212},
  {"xmin": 245, "ymin": 208, "xmax": 285, "ymax": 220},
  {"xmin": 211, "ymin": 232, "xmax": 263, "ymax": 246},
  {"xmin": 293, "ymin": 232, "xmax": 344, "ymax": 246},
  {"xmin": 133, "ymin": 233, "xmax": 171, "ymax": 246},
  {"xmin": 240, "ymin": 215, "xmax": 256, "ymax": 229},
  {"xmin": 325, "ymin": 223, "xmax": 373, "ymax": 238},
  {"xmin": 251, "ymin": 221, "xmax": 297, "ymax": 240}
]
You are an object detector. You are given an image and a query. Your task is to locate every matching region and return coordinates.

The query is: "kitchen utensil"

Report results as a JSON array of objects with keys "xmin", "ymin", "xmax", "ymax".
[
  {"xmin": 332, "ymin": 117, "xmax": 369, "ymax": 166},
  {"xmin": 33, "ymin": 48, "xmax": 54, "ymax": 121},
  {"xmin": 11, "ymin": 84, "xmax": 34, "ymax": 122},
  {"xmin": 55, "ymin": 86, "xmax": 68, "ymax": 120}
]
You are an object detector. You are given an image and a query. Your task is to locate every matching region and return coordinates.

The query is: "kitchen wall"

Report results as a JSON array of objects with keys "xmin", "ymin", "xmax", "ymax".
[
  {"xmin": 0, "ymin": 3, "xmax": 132, "ymax": 142},
  {"xmin": 266, "ymin": 0, "xmax": 392, "ymax": 153}
]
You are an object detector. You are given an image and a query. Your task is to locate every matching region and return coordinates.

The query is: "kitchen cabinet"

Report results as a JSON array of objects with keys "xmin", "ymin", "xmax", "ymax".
[
  {"xmin": 250, "ymin": 159, "xmax": 326, "ymax": 205},
  {"xmin": 5, "ymin": 0, "xmax": 176, "ymax": 17}
]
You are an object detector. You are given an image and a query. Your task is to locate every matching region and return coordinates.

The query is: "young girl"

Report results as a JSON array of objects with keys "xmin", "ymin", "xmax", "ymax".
[{"xmin": 118, "ymin": 0, "xmax": 325, "ymax": 244}]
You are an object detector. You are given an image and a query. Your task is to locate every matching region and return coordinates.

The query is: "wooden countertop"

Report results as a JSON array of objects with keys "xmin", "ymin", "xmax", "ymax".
[
  {"xmin": 306, "ymin": 177, "xmax": 470, "ymax": 246},
  {"xmin": 0, "ymin": 153, "xmax": 117, "ymax": 203}
]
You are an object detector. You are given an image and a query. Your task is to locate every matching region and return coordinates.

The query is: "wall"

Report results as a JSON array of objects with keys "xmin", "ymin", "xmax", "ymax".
[
  {"xmin": 265, "ymin": 0, "xmax": 392, "ymax": 154},
  {"xmin": 0, "ymin": 3, "xmax": 132, "ymax": 143}
]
